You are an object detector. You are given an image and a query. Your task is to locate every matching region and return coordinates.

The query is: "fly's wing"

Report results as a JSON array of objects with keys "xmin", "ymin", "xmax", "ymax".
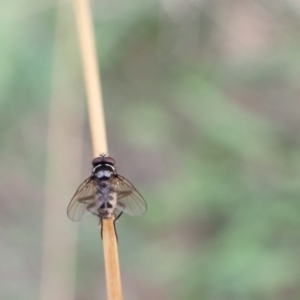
[
  {"xmin": 67, "ymin": 177, "xmax": 98, "ymax": 221},
  {"xmin": 113, "ymin": 174, "xmax": 147, "ymax": 216}
]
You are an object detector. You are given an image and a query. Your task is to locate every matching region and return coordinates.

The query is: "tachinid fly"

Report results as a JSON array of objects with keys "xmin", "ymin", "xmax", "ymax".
[{"xmin": 67, "ymin": 155, "xmax": 147, "ymax": 236}]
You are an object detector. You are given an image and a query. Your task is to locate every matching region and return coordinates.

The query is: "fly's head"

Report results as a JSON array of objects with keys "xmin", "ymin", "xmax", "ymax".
[{"xmin": 92, "ymin": 155, "xmax": 116, "ymax": 180}]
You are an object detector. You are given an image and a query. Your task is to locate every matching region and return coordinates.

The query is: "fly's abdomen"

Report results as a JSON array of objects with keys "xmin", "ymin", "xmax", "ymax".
[{"xmin": 97, "ymin": 191, "xmax": 117, "ymax": 218}]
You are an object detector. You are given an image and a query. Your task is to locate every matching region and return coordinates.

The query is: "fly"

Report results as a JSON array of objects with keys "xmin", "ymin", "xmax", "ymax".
[{"xmin": 67, "ymin": 154, "xmax": 147, "ymax": 238}]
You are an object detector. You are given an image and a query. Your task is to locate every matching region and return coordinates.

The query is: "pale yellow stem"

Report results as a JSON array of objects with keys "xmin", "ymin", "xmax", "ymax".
[
  {"xmin": 73, "ymin": 1, "xmax": 123, "ymax": 299},
  {"xmin": 73, "ymin": 0, "xmax": 107, "ymax": 156}
]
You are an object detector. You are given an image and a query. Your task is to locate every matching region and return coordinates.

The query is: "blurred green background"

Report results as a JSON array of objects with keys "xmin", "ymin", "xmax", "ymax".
[{"xmin": 2, "ymin": 0, "xmax": 300, "ymax": 299}]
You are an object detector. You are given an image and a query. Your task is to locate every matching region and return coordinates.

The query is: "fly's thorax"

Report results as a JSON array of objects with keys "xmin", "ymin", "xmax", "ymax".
[{"xmin": 93, "ymin": 163, "xmax": 116, "ymax": 180}]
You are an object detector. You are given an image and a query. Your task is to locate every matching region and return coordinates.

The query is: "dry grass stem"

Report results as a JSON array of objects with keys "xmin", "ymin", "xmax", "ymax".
[
  {"xmin": 73, "ymin": 0, "xmax": 107, "ymax": 156},
  {"xmin": 102, "ymin": 219, "xmax": 123, "ymax": 300},
  {"xmin": 73, "ymin": 0, "xmax": 123, "ymax": 299},
  {"xmin": 40, "ymin": 4, "xmax": 83, "ymax": 300}
]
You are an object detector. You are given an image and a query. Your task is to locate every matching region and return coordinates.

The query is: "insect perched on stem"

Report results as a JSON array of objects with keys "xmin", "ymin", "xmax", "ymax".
[{"xmin": 67, "ymin": 154, "xmax": 147, "ymax": 238}]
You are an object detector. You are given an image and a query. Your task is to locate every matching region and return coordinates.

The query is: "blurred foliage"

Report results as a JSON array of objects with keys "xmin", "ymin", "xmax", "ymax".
[{"xmin": 1, "ymin": 0, "xmax": 300, "ymax": 299}]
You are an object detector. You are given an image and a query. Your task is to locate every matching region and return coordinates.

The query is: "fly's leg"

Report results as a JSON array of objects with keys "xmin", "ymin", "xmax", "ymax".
[
  {"xmin": 113, "ymin": 218, "xmax": 118, "ymax": 242},
  {"xmin": 86, "ymin": 197, "xmax": 102, "ymax": 216},
  {"xmin": 78, "ymin": 195, "xmax": 94, "ymax": 203},
  {"xmin": 99, "ymin": 217, "xmax": 117, "ymax": 241},
  {"xmin": 114, "ymin": 202, "xmax": 125, "ymax": 223},
  {"xmin": 99, "ymin": 217, "xmax": 103, "ymax": 239},
  {"xmin": 117, "ymin": 191, "xmax": 132, "ymax": 200},
  {"xmin": 113, "ymin": 211, "xmax": 124, "ymax": 242},
  {"xmin": 115, "ymin": 211, "xmax": 124, "ymax": 222},
  {"xmin": 75, "ymin": 198, "xmax": 100, "ymax": 219},
  {"xmin": 86, "ymin": 202, "xmax": 98, "ymax": 213},
  {"xmin": 113, "ymin": 189, "xmax": 132, "ymax": 241}
]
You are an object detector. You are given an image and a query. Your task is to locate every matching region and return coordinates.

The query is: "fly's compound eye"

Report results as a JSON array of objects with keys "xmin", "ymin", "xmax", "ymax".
[
  {"xmin": 92, "ymin": 156, "xmax": 116, "ymax": 166},
  {"xmin": 103, "ymin": 156, "xmax": 115, "ymax": 165}
]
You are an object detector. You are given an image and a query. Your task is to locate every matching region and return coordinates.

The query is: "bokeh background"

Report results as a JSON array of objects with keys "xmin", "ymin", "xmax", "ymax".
[{"xmin": 2, "ymin": 0, "xmax": 300, "ymax": 299}]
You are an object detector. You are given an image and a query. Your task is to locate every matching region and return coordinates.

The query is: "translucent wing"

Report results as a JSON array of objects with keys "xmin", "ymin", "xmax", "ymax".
[
  {"xmin": 67, "ymin": 177, "xmax": 98, "ymax": 221},
  {"xmin": 113, "ymin": 174, "xmax": 147, "ymax": 216}
]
